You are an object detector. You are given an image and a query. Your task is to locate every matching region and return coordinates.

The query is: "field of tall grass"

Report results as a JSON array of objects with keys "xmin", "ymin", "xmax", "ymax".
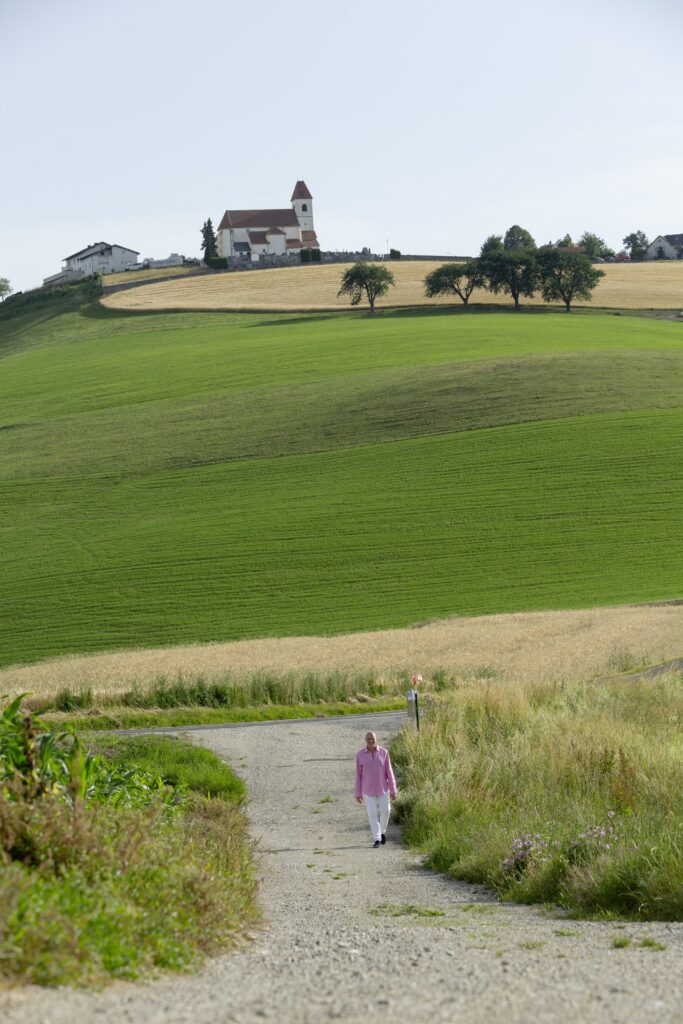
[
  {"xmin": 393, "ymin": 672, "xmax": 683, "ymax": 919},
  {"xmin": 2, "ymin": 604, "xmax": 682, "ymax": 714},
  {"xmin": 1, "ymin": 283, "xmax": 681, "ymax": 668},
  {"xmin": 101, "ymin": 260, "xmax": 683, "ymax": 312}
]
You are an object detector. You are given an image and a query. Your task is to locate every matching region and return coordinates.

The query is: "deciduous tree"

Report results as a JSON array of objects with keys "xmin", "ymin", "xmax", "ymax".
[
  {"xmin": 480, "ymin": 234, "xmax": 503, "ymax": 256},
  {"xmin": 480, "ymin": 249, "xmax": 538, "ymax": 309},
  {"xmin": 578, "ymin": 232, "xmax": 614, "ymax": 260},
  {"xmin": 504, "ymin": 224, "xmax": 536, "ymax": 251},
  {"xmin": 0, "ymin": 277, "xmax": 11, "ymax": 301},
  {"xmin": 622, "ymin": 230, "xmax": 649, "ymax": 261},
  {"xmin": 337, "ymin": 263, "xmax": 395, "ymax": 313},
  {"xmin": 537, "ymin": 248, "xmax": 604, "ymax": 312},
  {"xmin": 424, "ymin": 260, "xmax": 484, "ymax": 307}
]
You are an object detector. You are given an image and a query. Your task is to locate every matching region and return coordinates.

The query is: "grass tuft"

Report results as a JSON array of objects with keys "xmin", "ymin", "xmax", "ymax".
[{"xmin": 370, "ymin": 903, "xmax": 445, "ymax": 918}]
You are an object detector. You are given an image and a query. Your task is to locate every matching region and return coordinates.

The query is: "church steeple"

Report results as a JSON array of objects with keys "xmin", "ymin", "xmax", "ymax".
[{"xmin": 291, "ymin": 180, "xmax": 314, "ymax": 232}]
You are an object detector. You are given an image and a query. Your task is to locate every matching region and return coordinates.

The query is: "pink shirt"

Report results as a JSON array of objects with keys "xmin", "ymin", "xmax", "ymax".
[{"xmin": 355, "ymin": 745, "xmax": 397, "ymax": 800}]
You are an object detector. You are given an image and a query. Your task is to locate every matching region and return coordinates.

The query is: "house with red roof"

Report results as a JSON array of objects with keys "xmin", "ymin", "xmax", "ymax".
[{"xmin": 216, "ymin": 181, "xmax": 319, "ymax": 259}]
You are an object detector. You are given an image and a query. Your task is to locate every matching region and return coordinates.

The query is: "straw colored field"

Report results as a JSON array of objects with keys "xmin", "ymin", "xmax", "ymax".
[
  {"xmin": 102, "ymin": 260, "xmax": 683, "ymax": 312},
  {"xmin": 102, "ymin": 265, "xmax": 201, "ymax": 285},
  {"xmin": 1, "ymin": 604, "xmax": 681, "ymax": 705}
]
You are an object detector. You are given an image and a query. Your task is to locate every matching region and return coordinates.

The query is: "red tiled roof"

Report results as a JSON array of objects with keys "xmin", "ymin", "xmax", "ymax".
[
  {"xmin": 301, "ymin": 230, "xmax": 318, "ymax": 241},
  {"xmin": 286, "ymin": 239, "xmax": 302, "ymax": 248},
  {"xmin": 247, "ymin": 231, "xmax": 269, "ymax": 244},
  {"xmin": 219, "ymin": 209, "xmax": 299, "ymax": 230},
  {"xmin": 291, "ymin": 180, "xmax": 312, "ymax": 201},
  {"xmin": 266, "ymin": 226, "xmax": 286, "ymax": 235}
]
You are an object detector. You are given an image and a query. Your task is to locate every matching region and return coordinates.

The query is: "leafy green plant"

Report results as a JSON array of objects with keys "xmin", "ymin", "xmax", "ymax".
[{"xmin": 0, "ymin": 695, "xmax": 181, "ymax": 812}]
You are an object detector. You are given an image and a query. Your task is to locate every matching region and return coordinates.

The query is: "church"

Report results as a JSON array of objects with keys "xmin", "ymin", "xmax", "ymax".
[{"xmin": 216, "ymin": 181, "xmax": 320, "ymax": 258}]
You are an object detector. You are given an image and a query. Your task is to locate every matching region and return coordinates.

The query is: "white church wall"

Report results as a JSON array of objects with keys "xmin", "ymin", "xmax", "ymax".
[{"xmin": 266, "ymin": 233, "xmax": 287, "ymax": 255}]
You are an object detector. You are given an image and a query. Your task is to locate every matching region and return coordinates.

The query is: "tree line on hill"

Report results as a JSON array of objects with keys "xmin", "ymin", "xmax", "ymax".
[
  {"xmin": 338, "ymin": 224, "xmax": 611, "ymax": 313},
  {"xmin": 424, "ymin": 224, "xmax": 606, "ymax": 312}
]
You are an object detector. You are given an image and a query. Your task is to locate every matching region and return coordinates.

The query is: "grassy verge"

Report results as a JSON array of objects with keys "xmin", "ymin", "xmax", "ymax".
[
  {"xmin": 85, "ymin": 733, "xmax": 246, "ymax": 802},
  {"xmin": 392, "ymin": 672, "xmax": 683, "ymax": 920},
  {"xmin": 26, "ymin": 669, "xmax": 409, "ymax": 730},
  {"xmin": 0, "ymin": 699, "xmax": 257, "ymax": 987},
  {"xmin": 44, "ymin": 697, "xmax": 406, "ymax": 732}
]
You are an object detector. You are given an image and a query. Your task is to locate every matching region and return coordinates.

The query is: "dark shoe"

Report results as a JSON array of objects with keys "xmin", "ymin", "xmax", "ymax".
[
  {"xmin": 373, "ymin": 840, "xmax": 381, "ymax": 848},
  {"xmin": 381, "ymin": 834, "xmax": 386, "ymax": 844}
]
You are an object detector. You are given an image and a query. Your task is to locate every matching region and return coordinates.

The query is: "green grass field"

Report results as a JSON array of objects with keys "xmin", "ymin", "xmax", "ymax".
[{"xmin": 1, "ymin": 286, "xmax": 681, "ymax": 666}]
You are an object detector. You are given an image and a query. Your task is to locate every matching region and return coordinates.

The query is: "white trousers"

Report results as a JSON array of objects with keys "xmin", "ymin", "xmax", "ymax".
[{"xmin": 363, "ymin": 792, "xmax": 390, "ymax": 842}]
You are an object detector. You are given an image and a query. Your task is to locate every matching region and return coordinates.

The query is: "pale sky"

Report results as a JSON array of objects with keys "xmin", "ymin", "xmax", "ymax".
[{"xmin": 1, "ymin": 0, "xmax": 681, "ymax": 294}]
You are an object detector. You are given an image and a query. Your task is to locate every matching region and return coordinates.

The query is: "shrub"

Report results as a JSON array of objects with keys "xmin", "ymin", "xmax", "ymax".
[
  {"xmin": 389, "ymin": 248, "xmax": 402, "ymax": 260},
  {"xmin": 0, "ymin": 697, "xmax": 257, "ymax": 986},
  {"xmin": 300, "ymin": 247, "xmax": 312, "ymax": 263},
  {"xmin": 205, "ymin": 256, "xmax": 229, "ymax": 270}
]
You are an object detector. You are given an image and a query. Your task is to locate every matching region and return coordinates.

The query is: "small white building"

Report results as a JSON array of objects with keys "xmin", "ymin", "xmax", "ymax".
[
  {"xmin": 645, "ymin": 234, "xmax": 683, "ymax": 260},
  {"xmin": 217, "ymin": 181, "xmax": 319, "ymax": 259}
]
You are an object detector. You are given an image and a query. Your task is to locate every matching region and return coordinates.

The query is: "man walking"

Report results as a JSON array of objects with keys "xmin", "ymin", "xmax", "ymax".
[{"xmin": 355, "ymin": 731, "xmax": 397, "ymax": 848}]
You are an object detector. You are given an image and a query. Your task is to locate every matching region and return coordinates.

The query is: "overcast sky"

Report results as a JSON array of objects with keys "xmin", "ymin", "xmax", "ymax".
[{"xmin": 2, "ymin": 0, "xmax": 681, "ymax": 293}]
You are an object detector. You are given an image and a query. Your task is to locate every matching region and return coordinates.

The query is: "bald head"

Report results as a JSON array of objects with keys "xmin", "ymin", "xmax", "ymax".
[{"xmin": 365, "ymin": 732, "xmax": 377, "ymax": 751}]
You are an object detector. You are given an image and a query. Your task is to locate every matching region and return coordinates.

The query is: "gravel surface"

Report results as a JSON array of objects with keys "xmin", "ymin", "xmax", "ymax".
[{"xmin": 2, "ymin": 711, "xmax": 681, "ymax": 1024}]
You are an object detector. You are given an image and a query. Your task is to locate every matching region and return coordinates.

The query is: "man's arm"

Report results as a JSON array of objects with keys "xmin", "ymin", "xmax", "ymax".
[
  {"xmin": 354, "ymin": 752, "xmax": 363, "ymax": 801},
  {"xmin": 385, "ymin": 750, "xmax": 397, "ymax": 798}
]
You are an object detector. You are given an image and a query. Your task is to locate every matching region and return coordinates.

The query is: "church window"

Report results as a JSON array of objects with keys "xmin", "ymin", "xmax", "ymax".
[{"xmin": 302, "ymin": 203, "xmax": 308, "ymax": 212}]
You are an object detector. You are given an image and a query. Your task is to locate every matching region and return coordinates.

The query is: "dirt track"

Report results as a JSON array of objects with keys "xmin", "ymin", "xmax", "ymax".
[{"xmin": 2, "ymin": 711, "xmax": 681, "ymax": 1024}]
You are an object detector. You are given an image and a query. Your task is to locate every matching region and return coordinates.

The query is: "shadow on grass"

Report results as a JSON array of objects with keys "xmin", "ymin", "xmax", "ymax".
[{"xmin": 244, "ymin": 303, "xmax": 618, "ymax": 329}]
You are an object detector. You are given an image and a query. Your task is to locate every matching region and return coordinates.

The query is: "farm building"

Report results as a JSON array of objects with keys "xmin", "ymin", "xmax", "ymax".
[
  {"xmin": 44, "ymin": 242, "xmax": 140, "ymax": 285},
  {"xmin": 645, "ymin": 234, "xmax": 683, "ymax": 260},
  {"xmin": 216, "ymin": 181, "xmax": 319, "ymax": 259}
]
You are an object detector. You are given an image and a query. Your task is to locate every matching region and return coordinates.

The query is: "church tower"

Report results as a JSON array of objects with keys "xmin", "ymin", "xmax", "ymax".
[{"xmin": 291, "ymin": 180, "xmax": 314, "ymax": 232}]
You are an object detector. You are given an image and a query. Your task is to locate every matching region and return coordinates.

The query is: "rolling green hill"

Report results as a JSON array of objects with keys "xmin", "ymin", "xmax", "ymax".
[{"xmin": 1, "ymin": 284, "xmax": 681, "ymax": 667}]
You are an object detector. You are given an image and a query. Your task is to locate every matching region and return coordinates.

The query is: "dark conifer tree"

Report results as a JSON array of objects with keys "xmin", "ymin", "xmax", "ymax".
[{"xmin": 201, "ymin": 219, "xmax": 218, "ymax": 262}]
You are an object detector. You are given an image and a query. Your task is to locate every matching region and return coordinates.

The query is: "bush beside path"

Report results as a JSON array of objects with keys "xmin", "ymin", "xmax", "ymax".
[{"xmin": 3, "ymin": 712, "xmax": 682, "ymax": 1024}]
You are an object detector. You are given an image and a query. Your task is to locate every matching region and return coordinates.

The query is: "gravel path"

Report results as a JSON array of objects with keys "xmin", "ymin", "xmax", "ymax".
[{"xmin": 2, "ymin": 712, "xmax": 682, "ymax": 1024}]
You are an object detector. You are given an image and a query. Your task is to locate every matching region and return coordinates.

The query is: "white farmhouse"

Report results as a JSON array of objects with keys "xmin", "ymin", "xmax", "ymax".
[
  {"xmin": 645, "ymin": 234, "xmax": 683, "ymax": 260},
  {"xmin": 43, "ymin": 242, "xmax": 140, "ymax": 286},
  {"xmin": 216, "ymin": 181, "xmax": 319, "ymax": 259},
  {"xmin": 63, "ymin": 242, "xmax": 140, "ymax": 274}
]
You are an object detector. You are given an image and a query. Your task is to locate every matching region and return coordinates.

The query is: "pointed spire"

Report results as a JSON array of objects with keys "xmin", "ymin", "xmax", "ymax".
[{"xmin": 291, "ymin": 180, "xmax": 312, "ymax": 201}]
